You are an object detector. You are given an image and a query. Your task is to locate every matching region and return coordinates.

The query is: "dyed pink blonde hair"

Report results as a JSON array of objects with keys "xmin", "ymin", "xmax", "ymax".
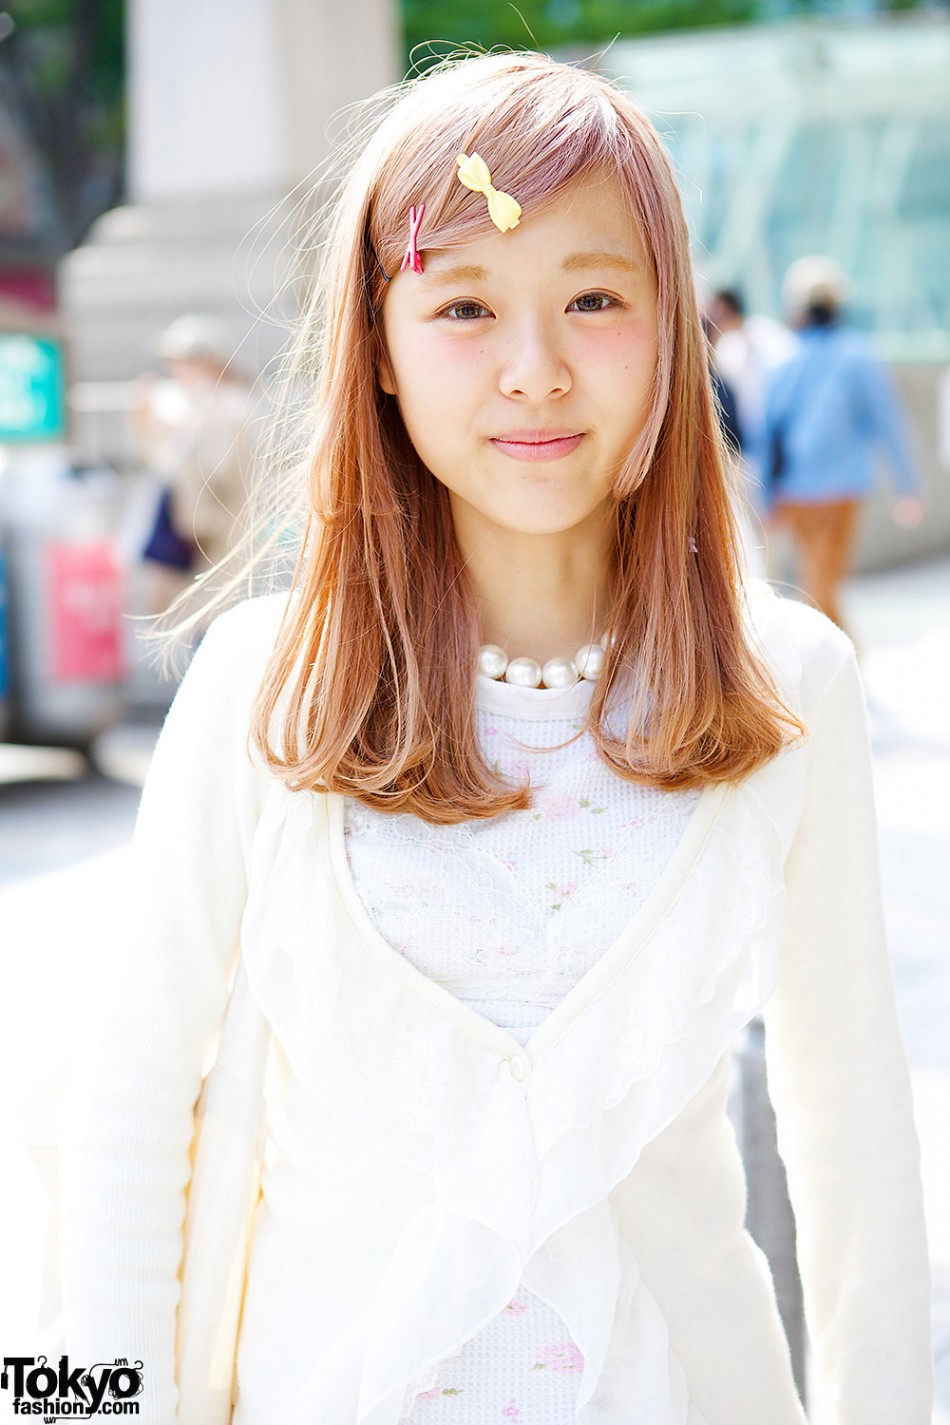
[{"xmin": 250, "ymin": 50, "xmax": 803, "ymax": 821}]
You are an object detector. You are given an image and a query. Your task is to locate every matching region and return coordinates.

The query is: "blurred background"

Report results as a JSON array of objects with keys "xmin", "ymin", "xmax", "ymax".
[
  {"xmin": 0, "ymin": 0, "xmax": 947, "ymax": 1418},
  {"xmin": 0, "ymin": 0, "xmax": 947, "ymax": 759},
  {"xmin": 0, "ymin": 0, "xmax": 948, "ymax": 754}
]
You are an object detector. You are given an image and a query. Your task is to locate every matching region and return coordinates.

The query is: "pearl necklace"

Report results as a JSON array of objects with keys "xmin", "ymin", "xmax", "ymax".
[{"xmin": 477, "ymin": 637, "xmax": 607, "ymax": 689}]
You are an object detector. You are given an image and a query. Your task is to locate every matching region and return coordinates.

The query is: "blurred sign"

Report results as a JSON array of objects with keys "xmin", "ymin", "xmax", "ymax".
[
  {"xmin": 47, "ymin": 542, "xmax": 124, "ymax": 683},
  {"xmin": 0, "ymin": 334, "xmax": 67, "ymax": 442},
  {"xmin": 0, "ymin": 549, "xmax": 8, "ymax": 697}
]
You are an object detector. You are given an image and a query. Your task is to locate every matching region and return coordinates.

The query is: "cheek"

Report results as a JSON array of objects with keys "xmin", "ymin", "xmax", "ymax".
[
  {"xmin": 402, "ymin": 326, "xmax": 476, "ymax": 375},
  {"xmin": 585, "ymin": 343, "xmax": 656, "ymax": 428},
  {"xmin": 581, "ymin": 324, "xmax": 658, "ymax": 448},
  {"xmin": 580, "ymin": 315, "xmax": 656, "ymax": 375},
  {"xmin": 395, "ymin": 337, "xmax": 488, "ymax": 428},
  {"xmin": 390, "ymin": 346, "xmax": 474, "ymax": 454}
]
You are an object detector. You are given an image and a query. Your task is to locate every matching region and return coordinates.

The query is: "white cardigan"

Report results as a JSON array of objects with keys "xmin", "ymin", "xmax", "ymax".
[{"xmin": 58, "ymin": 584, "xmax": 933, "ymax": 1425}]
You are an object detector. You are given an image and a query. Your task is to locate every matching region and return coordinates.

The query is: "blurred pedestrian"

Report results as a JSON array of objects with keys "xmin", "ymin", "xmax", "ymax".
[
  {"xmin": 701, "ymin": 301, "xmax": 764, "ymax": 576},
  {"xmin": 131, "ymin": 314, "xmax": 257, "ymax": 613},
  {"xmin": 55, "ymin": 57, "xmax": 932, "ymax": 1425},
  {"xmin": 708, "ymin": 288, "xmax": 796, "ymax": 457},
  {"xmin": 702, "ymin": 310, "xmax": 742, "ymax": 456},
  {"xmin": 762, "ymin": 257, "xmax": 925, "ymax": 631},
  {"xmin": 707, "ymin": 288, "xmax": 797, "ymax": 576}
]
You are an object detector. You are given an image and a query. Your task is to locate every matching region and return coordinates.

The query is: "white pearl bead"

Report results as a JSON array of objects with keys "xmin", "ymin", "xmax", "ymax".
[
  {"xmin": 478, "ymin": 643, "xmax": 509, "ymax": 679},
  {"xmin": 575, "ymin": 643, "xmax": 606, "ymax": 680},
  {"xmin": 542, "ymin": 655, "xmax": 579, "ymax": 688},
  {"xmin": 505, "ymin": 656, "xmax": 543, "ymax": 688}
]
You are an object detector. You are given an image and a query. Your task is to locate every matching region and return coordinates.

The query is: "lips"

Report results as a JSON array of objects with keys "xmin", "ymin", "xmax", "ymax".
[
  {"xmin": 490, "ymin": 430, "xmax": 584, "ymax": 462},
  {"xmin": 494, "ymin": 429, "xmax": 581, "ymax": 442}
]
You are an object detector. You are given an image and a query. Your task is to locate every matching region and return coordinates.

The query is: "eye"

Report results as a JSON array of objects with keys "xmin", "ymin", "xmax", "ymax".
[
  {"xmin": 569, "ymin": 291, "xmax": 620, "ymax": 313},
  {"xmin": 439, "ymin": 299, "xmax": 492, "ymax": 321}
]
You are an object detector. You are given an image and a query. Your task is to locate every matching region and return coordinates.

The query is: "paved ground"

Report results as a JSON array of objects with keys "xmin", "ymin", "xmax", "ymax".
[
  {"xmin": 842, "ymin": 556, "xmax": 950, "ymax": 1424},
  {"xmin": 0, "ymin": 555, "xmax": 947, "ymax": 1420},
  {"xmin": 0, "ymin": 770, "xmax": 141, "ymax": 890}
]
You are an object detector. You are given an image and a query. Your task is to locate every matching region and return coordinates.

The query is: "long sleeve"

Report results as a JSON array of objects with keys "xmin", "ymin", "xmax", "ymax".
[
  {"xmin": 850, "ymin": 350, "xmax": 922, "ymax": 498},
  {"xmin": 762, "ymin": 647, "xmax": 933, "ymax": 1424},
  {"xmin": 58, "ymin": 600, "xmax": 280, "ymax": 1423}
]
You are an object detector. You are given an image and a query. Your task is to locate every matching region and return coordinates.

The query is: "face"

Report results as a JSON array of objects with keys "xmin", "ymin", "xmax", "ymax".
[{"xmin": 376, "ymin": 170, "xmax": 659, "ymax": 554}]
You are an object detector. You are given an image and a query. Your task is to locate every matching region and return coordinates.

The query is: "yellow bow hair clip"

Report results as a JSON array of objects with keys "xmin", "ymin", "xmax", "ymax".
[{"xmin": 456, "ymin": 152, "xmax": 522, "ymax": 233}]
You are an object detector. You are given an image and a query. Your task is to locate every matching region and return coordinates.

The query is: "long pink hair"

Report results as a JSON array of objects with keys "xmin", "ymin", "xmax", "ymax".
[{"xmin": 249, "ymin": 50, "xmax": 803, "ymax": 823}]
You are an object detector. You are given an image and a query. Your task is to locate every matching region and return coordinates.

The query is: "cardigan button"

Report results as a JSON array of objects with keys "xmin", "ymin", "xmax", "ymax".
[{"xmin": 508, "ymin": 1054, "xmax": 529, "ymax": 1083}]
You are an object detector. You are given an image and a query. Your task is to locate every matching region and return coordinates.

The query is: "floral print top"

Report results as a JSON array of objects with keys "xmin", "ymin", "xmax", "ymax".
[{"xmin": 343, "ymin": 672, "xmax": 699, "ymax": 1422}]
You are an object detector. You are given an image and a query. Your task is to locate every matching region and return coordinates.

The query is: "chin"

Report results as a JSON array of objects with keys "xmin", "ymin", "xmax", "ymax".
[
  {"xmin": 482, "ymin": 516, "xmax": 583, "ymax": 538},
  {"xmin": 516, "ymin": 511, "xmax": 604, "ymax": 537}
]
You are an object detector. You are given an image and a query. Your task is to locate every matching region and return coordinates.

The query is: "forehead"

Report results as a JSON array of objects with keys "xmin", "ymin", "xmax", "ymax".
[{"xmin": 422, "ymin": 170, "xmax": 650, "ymax": 279}]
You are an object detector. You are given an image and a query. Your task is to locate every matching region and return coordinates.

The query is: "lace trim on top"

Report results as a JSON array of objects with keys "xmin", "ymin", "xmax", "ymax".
[{"xmin": 342, "ymin": 679, "xmax": 699, "ymax": 1036}]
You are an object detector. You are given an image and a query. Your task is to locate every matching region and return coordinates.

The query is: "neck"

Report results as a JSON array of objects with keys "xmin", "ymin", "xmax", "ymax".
[{"xmin": 454, "ymin": 508, "xmax": 615, "ymax": 665}]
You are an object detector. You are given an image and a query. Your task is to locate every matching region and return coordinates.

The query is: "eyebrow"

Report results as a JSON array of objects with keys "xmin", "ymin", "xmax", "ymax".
[
  {"xmin": 422, "ymin": 251, "xmax": 643, "ymax": 284},
  {"xmin": 562, "ymin": 250, "xmax": 643, "ymax": 275},
  {"xmin": 423, "ymin": 263, "xmax": 490, "ymax": 284}
]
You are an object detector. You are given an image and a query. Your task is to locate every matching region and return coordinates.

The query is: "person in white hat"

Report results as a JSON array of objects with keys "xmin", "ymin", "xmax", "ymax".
[
  {"xmin": 131, "ymin": 314, "xmax": 258, "ymax": 612},
  {"xmin": 760, "ymin": 256, "xmax": 924, "ymax": 632}
]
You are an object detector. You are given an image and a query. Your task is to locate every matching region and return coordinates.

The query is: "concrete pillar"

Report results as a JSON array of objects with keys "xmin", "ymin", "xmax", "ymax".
[{"xmin": 59, "ymin": 0, "xmax": 402, "ymax": 434}]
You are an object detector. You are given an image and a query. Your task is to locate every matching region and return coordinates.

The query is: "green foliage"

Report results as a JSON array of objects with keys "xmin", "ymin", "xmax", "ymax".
[
  {"xmin": 0, "ymin": 0, "xmax": 125, "ymax": 248},
  {"xmin": 6, "ymin": 0, "xmax": 124, "ymax": 104},
  {"xmin": 402, "ymin": 0, "xmax": 756, "ymax": 66},
  {"xmin": 400, "ymin": 0, "xmax": 942, "ymax": 68}
]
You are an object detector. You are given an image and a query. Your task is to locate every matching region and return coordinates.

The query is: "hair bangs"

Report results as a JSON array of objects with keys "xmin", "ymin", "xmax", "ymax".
[{"xmin": 366, "ymin": 56, "xmax": 649, "ymax": 292}]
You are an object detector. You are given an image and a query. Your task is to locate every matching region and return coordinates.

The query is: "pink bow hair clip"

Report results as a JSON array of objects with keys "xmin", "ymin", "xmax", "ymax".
[{"xmin": 400, "ymin": 203, "xmax": 426, "ymax": 275}]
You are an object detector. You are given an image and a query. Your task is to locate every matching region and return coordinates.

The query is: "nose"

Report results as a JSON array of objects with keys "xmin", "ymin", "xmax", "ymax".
[{"xmin": 498, "ymin": 314, "xmax": 572, "ymax": 403}]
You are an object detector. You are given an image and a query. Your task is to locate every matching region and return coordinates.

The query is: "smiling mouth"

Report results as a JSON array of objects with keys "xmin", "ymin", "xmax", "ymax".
[{"xmin": 489, "ymin": 433, "xmax": 584, "ymax": 462}]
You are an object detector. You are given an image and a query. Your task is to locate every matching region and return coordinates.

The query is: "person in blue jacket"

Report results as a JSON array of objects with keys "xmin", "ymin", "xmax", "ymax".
[{"xmin": 762, "ymin": 256, "xmax": 925, "ymax": 631}]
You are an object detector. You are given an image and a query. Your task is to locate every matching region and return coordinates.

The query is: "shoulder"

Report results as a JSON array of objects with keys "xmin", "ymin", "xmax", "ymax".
[
  {"xmin": 746, "ymin": 314, "xmax": 797, "ymax": 366},
  {"xmin": 168, "ymin": 590, "xmax": 295, "ymax": 735},
  {"xmin": 764, "ymin": 341, "xmax": 804, "ymax": 394},
  {"xmin": 826, "ymin": 328, "xmax": 880, "ymax": 373},
  {"xmin": 204, "ymin": 588, "xmax": 293, "ymax": 644},
  {"xmin": 135, "ymin": 593, "xmax": 298, "ymax": 821},
  {"xmin": 741, "ymin": 580, "xmax": 855, "ymax": 718},
  {"xmin": 197, "ymin": 589, "xmax": 294, "ymax": 675}
]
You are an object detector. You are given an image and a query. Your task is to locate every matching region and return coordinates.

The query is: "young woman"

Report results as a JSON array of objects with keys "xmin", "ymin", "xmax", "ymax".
[{"xmin": 59, "ymin": 51, "xmax": 932, "ymax": 1425}]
